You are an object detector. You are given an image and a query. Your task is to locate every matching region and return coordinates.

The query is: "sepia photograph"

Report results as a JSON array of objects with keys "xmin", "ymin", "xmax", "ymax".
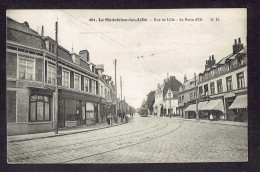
[{"xmin": 6, "ymin": 9, "xmax": 247, "ymax": 163}]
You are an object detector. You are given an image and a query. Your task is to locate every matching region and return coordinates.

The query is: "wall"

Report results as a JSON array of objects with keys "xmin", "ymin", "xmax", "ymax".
[
  {"xmin": 16, "ymin": 89, "xmax": 29, "ymax": 122},
  {"xmin": 6, "ymin": 52, "xmax": 17, "ymax": 78},
  {"xmin": 7, "ymin": 122, "xmax": 53, "ymax": 136}
]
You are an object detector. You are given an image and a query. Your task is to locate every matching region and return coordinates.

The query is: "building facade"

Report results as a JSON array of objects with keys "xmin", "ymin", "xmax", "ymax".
[
  {"xmin": 153, "ymin": 83, "xmax": 165, "ymax": 115},
  {"xmin": 184, "ymin": 38, "xmax": 247, "ymax": 121},
  {"xmin": 162, "ymin": 76, "xmax": 182, "ymax": 116},
  {"xmin": 177, "ymin": 75, "xmax": 197, "ymax": 118},
  {"xmin": 6, "ymin": 17, "xmax": 118, "ymax": 135}
]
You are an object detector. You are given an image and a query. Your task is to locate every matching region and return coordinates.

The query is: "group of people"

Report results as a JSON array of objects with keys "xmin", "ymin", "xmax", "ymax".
[{"xmin": 106, "ymin": 112, "xmax": 134, "ymax": 125}]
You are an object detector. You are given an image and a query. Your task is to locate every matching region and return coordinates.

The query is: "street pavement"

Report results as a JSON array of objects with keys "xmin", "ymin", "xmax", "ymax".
[{"xmin": 7, "ymin": 115, "xmax": 247, "ymax": 163}]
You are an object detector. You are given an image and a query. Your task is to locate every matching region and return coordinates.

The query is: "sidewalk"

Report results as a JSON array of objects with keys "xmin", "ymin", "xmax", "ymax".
[
  {"xmin": 173, "ymin": 116, "xmax": 247, "ymax": 127},
  {"xmin": 7, "ymin": 118, "xmax": 128, "ymax": 143}
]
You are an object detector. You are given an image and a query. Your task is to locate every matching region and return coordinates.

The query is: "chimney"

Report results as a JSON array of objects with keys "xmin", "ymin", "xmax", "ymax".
[
  {"xmin": 167, "ymin": 72, "xmax": 169, "ymax": 80},
  {"xmin": 79, "ymin": 50, "xmax": 90, "ymax": 62},
  {"xmin": 212, "ymin": 55, "xmax": 215, "ymax": 65},
  {"xmin": 41, "ymin": 26, "xmax": 44, "ymax": 37},
  {"xmin": 184, "ymin": 75, "xmax": 188, "ymax": 83},
  {"xmin": 233, "ymin": 38, "xmax": 243, "ymax": 54},
  {"xmin": 209, "ymin": 56, "xmax": 211, "ymax": 60}
]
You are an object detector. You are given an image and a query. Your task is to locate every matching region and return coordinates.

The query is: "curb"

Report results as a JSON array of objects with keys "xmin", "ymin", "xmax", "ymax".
[
  {"xmin": 177, "ymin": 118, "xmax": 247, "ymax": 127},
  {"xmin": 8, "ymin": 122, "xmax": 126, "ymax": 143}
]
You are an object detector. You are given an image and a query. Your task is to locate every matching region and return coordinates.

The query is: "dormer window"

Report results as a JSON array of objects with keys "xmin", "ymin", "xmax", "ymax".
[
  {"xmin": 45, "ymin": 40, "xmax": 55, "ymax": 54},
  {"xmin": 72, "ymin": 54, "xmax": 80, "ymax": 65}
]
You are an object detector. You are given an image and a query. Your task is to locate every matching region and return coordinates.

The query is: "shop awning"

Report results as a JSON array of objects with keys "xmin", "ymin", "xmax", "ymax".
[
  {"xmin": 184, "ymin": 104, "xmax": 196, "ymax": 112},
  {"xmin": 184, "ymin": 101, "xmax": 208, "ymax": 112},
  {"xmin": 198, "ymin": 101, "xmax": 208, "ymax": 110},
  {"xmin": 200, "ymin": 99, "xmax": 224, "ymax": 113},
  {"xmin": 229, "ymin": 95, "xmax": 247, "ymax": 109}
]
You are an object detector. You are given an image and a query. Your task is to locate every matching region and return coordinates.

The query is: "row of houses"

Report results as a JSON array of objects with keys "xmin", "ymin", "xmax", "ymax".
[
  {"xmin": 6, "ymin": 17, "xmax": 134, "ymax": 136},
  {"xmin": 153, "ymin": 38, "xmax": 247, "ymax": 122}
]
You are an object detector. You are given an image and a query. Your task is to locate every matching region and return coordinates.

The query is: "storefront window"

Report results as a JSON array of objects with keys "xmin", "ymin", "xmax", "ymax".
[{"xmin": 30, "ymin": 95, "xmax": 51, "ymax": 122}]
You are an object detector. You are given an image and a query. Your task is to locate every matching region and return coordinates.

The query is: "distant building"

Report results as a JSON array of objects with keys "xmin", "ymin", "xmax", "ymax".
[
  {"xmin": 153, "ymin": 82, "xmax": 165, "ymax": 115},
  {"xmin": 162, "ymin": 76, "xmax": 182, "ymax": 115},
  {"xmin": 177, "ymin": 75, "xmax": 198, "ymax": 118}
]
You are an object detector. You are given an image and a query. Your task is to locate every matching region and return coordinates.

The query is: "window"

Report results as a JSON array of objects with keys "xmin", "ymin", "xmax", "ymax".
[
  {"xmin": 226, "ymin": 76, "xmax": 232, "ymax": 91},
  {"xmin": 190, "ymin": 93, "xmax": 193, "ymax": 100},
  {"xmin": 168, "ymin": 92, "xmax": 171, "ymax": 98},
  {"xmin": 194, "ymin": 92, "xmax": 197, "ymax": 99},
  {"xmin": 84, "ymin": 78, "xmax": 89, "ymax": 92},
  {"xmin": 182, "ymin": 96, "xmax": 184, "ymax": 103},
  {"xmin": 237, "ymin": 72, "xmax": 245, "ymax": 89},
  {"xmin": 210, "ymin": 82, "xmax": 215, "ymax": 95},
  {"xmin": 226, "ymin": 61, "xmax": 231, "ymax": 71},
  {"xmin": 48, "ymin": 42, "xmax": 55, "ymax": 53},
  {"xmin": 74, "ymin": 74, "xmax": 80, "ymax": 90},
  {"xmin": 179, "ymin": 97, "xmax": 181, "ymax": 104},
  {"xmin": 47, "ymin": 64, "xmax": 56, "ymax": 84},
  {"xmin": 92, "ymin": 81, "xmax": 96, "ymax": 94},
  {"xmin": 105, "ymin": 88, "xmax": 107, "ymax": 98},
  {"xmin": 29, "ymin": 95, "xmax": 50, "ymax": 122},
  {"xmin": 199, "ymin": 86, "xmax": 203, "ymax": 96},
  {"xmin": 204, "ymin": 84, "xmax": 208, "ymax": 95},
  {"xmin": 19, "ymin": 58, "xmax": 34, "ymax": 80},
  {"xmin": 217, "ymin": 79, "xmax": 223, "ymax": 93},
  {"xmin": 62, "ymin": 70, "xmax": 69, "ymax": 87}
]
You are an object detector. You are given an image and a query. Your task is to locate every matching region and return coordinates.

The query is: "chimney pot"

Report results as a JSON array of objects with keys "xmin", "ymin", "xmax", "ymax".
[
  {"xmin": 209, "ymin": 56, "xmax": 211, "ymax": 60},
  {"xmin": 41, "ymin": 26, "xmax": 44, "ymax": 37},
  {"xmin": 212, "ymin": 55, "xmax": 214, "ymax": 60},
  {"xmin": 238, "ymin": 38, "xmax": 241, "ymax": 43},
  {"xmin": 235, "ymin": 39, "xmax": 237, "ymax": 44},
  {"xmin": 206, "ymin": 60, "xmax": 208, "ymax": 64}
]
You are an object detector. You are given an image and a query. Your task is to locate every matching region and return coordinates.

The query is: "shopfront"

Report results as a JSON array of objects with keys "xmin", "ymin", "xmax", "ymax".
[{"xmin": 58, "ymin": 89, "xmax": 101, "ymax": 128}]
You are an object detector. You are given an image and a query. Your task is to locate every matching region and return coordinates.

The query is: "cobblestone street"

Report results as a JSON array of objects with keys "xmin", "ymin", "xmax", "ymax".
[{"xmin": 7, "ymin": 115, "xmax": 247, "ymax": 163}]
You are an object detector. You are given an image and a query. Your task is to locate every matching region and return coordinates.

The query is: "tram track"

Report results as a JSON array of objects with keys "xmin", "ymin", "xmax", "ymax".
[
  {"xmin": 8, "ymin": 117, "xmax": 165, "ymax": 161},
  {"xmin": 61, "ymin": 120, "xmax": 182, "ymax": 163}
]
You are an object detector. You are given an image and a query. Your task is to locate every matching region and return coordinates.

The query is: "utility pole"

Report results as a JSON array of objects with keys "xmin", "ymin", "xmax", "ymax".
[
  {"xmin": 114, "ymin": 59, "xmax": 118, "ymax": 123},
  {"xmin": 54, "ymin": 21, "xmax": 59, "ymax": 134},
  {"xmin": 120, "ymin": 76, "xmax": 123, "ymax": 122},
  {"xmin": 195, "ymin": 72, "xmax": 199, "ymax": 120}
]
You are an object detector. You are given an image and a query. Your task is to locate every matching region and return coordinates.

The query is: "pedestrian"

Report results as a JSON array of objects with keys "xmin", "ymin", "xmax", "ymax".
[
  {"xmin": 210, "ymin": 114, "xmax": 213, "ymax": 122},
  {"xmin": 106, "ymin": 114, "xmax": 110, "ymax": 125},
  {"xmin": 109, "ymin": 113, "xmax": 113, "ymax": 126}
]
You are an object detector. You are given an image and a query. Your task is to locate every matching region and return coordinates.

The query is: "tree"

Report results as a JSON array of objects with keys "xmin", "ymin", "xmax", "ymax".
[{"xmin": 146, "ymin": 90, "xmax": 155, "ymax": 113}]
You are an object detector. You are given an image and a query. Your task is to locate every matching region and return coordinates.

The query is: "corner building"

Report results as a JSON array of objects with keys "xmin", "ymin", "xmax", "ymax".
[{"xmin": 6, "ymin": 17, "xmax": 115, "ymax": 135}]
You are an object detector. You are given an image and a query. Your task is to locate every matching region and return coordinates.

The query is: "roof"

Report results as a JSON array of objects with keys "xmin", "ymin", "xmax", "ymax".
[
  {"xmin": 7, "ymin": 17, "xmax": 44, "ymax": 49},
  {"xmin": 163, "ymin": 76, "xmax": 182, "ymax": 98},
  {"xmin": 7, "ymin": 17, "xmax": 39, "ymax": 36}
]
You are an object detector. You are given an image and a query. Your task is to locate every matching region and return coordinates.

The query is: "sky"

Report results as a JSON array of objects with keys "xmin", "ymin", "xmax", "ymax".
[{"xmin": 6, "ymin": 9, "xmax": 247, "ymax": 109}]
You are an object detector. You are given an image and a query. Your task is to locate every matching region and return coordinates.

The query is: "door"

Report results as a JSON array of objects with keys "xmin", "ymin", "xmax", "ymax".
[
  {"xmin": 76, "ymin": 100, "xmax": 82, "ymax": 126},
  {"xmin": 58, "ymin": 98, "xmax": 65, "ymax": 128}
]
